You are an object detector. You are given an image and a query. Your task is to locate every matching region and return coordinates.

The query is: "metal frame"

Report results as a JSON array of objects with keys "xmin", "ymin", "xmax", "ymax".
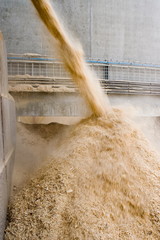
[{"xmin": 8, "ymin": 55, "xmax": 160, "ymax": 95}]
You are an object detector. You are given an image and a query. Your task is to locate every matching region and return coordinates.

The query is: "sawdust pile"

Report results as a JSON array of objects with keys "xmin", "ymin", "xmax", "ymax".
[
  {"xmin": 5, "ymin": 109, "xmax": 160, "ymax": 240},
  {"xmin": 30, "ymin": 0, "xmax": 109, "ymax": 117},
  {"xmin": 5, "ymin": 0, "xmax": 160, "ymax": 239}
]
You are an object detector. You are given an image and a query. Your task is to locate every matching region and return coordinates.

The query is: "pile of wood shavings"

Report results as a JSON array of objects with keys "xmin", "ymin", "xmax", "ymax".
[{"xmin": 5, "ymin": 109, "xmax": 160, "ymax": 240}]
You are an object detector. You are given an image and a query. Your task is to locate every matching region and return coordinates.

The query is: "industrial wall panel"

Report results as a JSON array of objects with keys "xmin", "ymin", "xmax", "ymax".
[
  {"xmin": 1, "ymin": 0, "xmax": 160, "ymax": 64},
  {"xmin": 11, "ymin": 92, "xmax": 91, "ymax": 117},
  {"xmin": 0, "ymin": 169, "xmax": 8, "ymax": 240},
  {"xmin": 0, "ymin": 32, "xmax": 16, "ymax": 240},
  {"xmin": 0, "ymin": 32, "xmax": 8, "ymax": 96},
  {"xmin": 5, "ymin": 151, "xmax": 15, "ymax": 198},
  {"xmin": 2, "ymin": 97, "xmax": 16, "ymax": 161},
  {"xmin": 0, "ymin": 98, "xmax": 3, "ymax": 168}
]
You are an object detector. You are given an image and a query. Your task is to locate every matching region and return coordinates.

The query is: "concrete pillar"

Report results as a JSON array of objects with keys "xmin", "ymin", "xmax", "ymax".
[{"xmin": 0, "ymin": 33, "xmax": 16, "ymax": 240}]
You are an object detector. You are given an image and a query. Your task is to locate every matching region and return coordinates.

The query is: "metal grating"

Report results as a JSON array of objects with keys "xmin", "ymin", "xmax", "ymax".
[{"xmin": 7, "ymin": 56, "xmax": 160, "ymax": 95}]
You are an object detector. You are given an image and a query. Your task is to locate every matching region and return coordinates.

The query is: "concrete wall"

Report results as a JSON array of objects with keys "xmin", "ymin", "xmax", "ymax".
[
  {"xmin": 11, "ymin": 92, "xmax": 160, "ymax": 123},
  {"xmin": 0, "ymin": 33, "xmax": 16, "ymax": 240},
  {"xmin": 11, "ymin": 92, "xmax": 91, "ymax": 118},
  {"xmin": 0, "ymin": 96, "xmax": 16, "ymax": 240},
  {"xmin": 1, "ymin": 0, "xmax": 160, "ymax": 64}
]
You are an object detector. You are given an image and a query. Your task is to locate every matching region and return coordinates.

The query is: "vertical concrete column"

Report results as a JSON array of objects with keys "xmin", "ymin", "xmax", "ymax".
[
  {"xmin": 0, "ymin": 32, "xmax": 8, "ymax": 96},
  {"xmin": 0, "ymin": 32, "xmax": 16, "ymax": 240}
]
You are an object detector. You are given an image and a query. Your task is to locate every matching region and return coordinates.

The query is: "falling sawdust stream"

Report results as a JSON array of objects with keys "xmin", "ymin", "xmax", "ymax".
[
  {"xmin": 4, "ymin": 0, "xmax": 160, "ymax": 240},
  {"xmin": 30, "ymin": 0, "xmax": 109, "ymax": 117}
]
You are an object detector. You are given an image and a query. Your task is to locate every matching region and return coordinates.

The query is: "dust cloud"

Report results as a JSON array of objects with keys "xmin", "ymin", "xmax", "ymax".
[
  {"xmin": 12, "ymin": 122, "xmax": 71, "ymax": 188},
  {"xmin": 136, "ymin": 116, "xmax": 160, "ymax": 152}
]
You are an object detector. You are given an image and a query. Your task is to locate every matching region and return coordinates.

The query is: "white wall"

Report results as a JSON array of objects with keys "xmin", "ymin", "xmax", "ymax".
[{"xmin": 1, "ymin": 0, "xmax": 160, "ymax": 64}]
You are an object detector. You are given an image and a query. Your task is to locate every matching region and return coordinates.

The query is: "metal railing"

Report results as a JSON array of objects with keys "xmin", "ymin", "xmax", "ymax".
[{"xmin": 7, "ymin": 55, "xmax": 160, "ymax": 95}]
